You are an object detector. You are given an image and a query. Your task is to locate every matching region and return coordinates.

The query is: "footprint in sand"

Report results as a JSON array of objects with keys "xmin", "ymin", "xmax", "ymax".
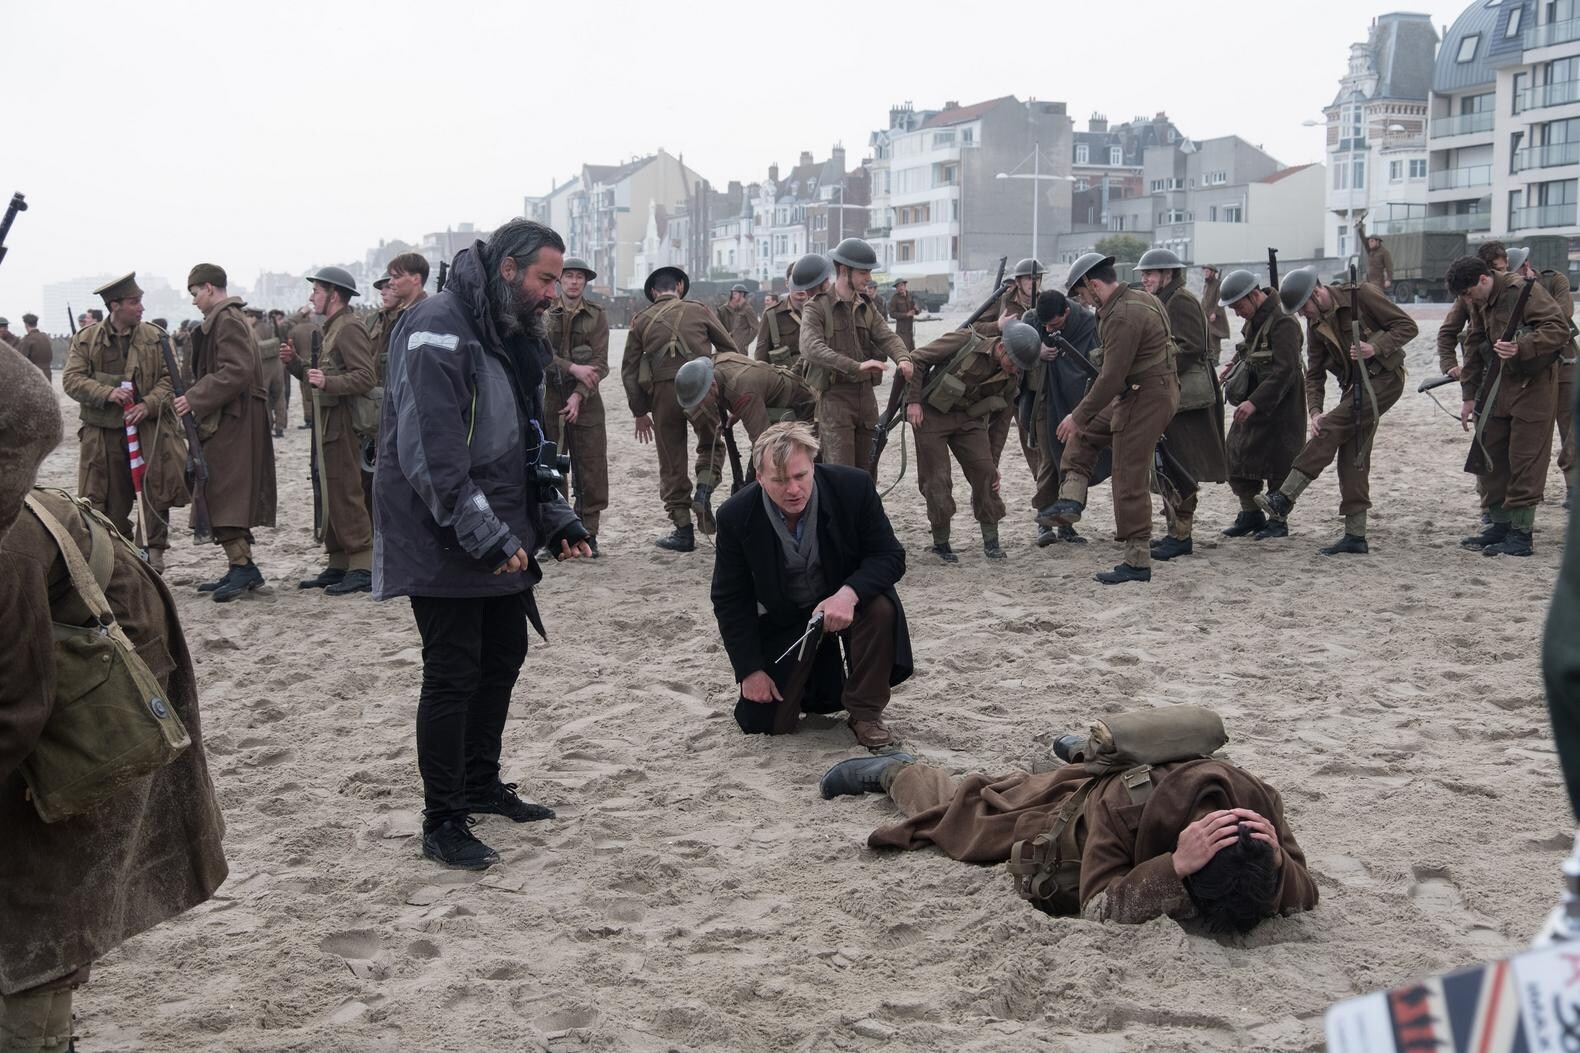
[{"xmin": 1408, "ymin": 864, "xmax": 1506, "ymax": 951}]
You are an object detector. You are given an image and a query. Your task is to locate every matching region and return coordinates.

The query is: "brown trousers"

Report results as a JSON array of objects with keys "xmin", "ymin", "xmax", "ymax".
[
  {"xmin": 1478, "ymin": 379, "xmax": 1558, "ymax": 512},
  {"xmin": 1028, "ymin": 407, "xmax": 1060, "ymax": 511},
  {"xmin": 816, "ymin": 381, "xmax": 880, "ymax": 469},
  {"xmin": 889, "ymin": 761, "xmax": 961, "ymax": 818},
  {"xmin": 0, "ymin": 967, "xmax": 84, "ymax": 1051},
  {"xmin": 543, "ymin": 383, "xmax": 609, "ymax": 537},
  {"xmin": 78, "ymin": 425, "xmax": 171, "ymax": 551},
  {"xmin": 914, "ymin": 409, "xmax": 1004, "ymax": 540},
  {"xmin": 738, "ymin": 593, "xmax": 896, "ymax": 734},
  {"xmin": 316, "ymin": 405, "xmax": 373, "ymax": 569},
  {"xmin": 1290, "ymin": 368, "xmax": 1405, "ymax": 516},
  {"xmin": 650, "ymin": 378, "xmax": 721, "ymax": 527},
  {"xmin": 262, "ymin": 355, "xmax": 287, "ymax": 434},
  {"xmin": 1061, "ymin": 372, "xmax": 1180, "ymax": 550},
  {"xmin": 895, "ymin": 317, "xmax": 916, "ymax": 352}
]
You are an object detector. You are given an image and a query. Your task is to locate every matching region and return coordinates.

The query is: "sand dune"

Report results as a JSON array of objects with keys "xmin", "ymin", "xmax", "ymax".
[{"xmin": 32, "ymin": 305, "xmax": 1571, "ymax": 1052}]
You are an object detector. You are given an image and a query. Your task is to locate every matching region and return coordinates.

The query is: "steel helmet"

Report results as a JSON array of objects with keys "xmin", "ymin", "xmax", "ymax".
[
  {"xmin": 1217, "ymin": 269, "xmax": 1259, "ymax": 307},
  {"xmin": 1012, "ymin": 257, "xmax": 1045, "ymax": 279},
  {"xmin": 1065, "ymin": 252, "xmax": 1115, "ymax": 291},
  {"xmin": 829, "ymin": 237, "xmax": 879, "ymax": 271},
  {"xmin": 729, "ymin": 283, "xmax": 749, "ymax": 294},
  {"xmin": 643, "ymin": 265, "xmax": 689, "ymax": 303},
  {"xmin": 1278, "ymin": 267, "xmax": 1320, "ymax": 315},
  {"xmin": 1000, "ymin": 320, "xmax": 1042, "ymax": 371},
  {"xmin": 1135, "ymin": 248, "xmax": 1186, "ymax": 272},
  {"xmin": 307, "ymin": 265, "xmax": 360, "ymax": 298},
  {"xmin": 674, "ymin": 357, "xmax": 715, "ymax": 412},
  {"xmin": 1507, "ymin": 246, "xmax": 1532, "ymax": 273},
  {"xmin": 562, "ymin": 256, "xmax": 597, "ymax": 280},
  {"xmin": 789, "ymin": 253, "xmax": 834, "ymax": 293}
]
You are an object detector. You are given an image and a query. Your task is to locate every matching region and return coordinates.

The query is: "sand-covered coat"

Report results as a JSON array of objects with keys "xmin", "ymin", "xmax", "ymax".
[
  {"xmin": 184, "ymin": 297, "xmax": 277, "ymax": 530},
  {"xmin": 20, "ymin": 330, "xmax": 53, "ymax": 377},
  {"xmin": 1158, "ymin": 275, "xmax": 1227, "ymax": 483},
  {"xmin": 869, "ymin": 758, "xmax": 1317, "ymax": 925},
  {"xmin": 0, "ymin": 488, "xmax": 227, "ymax": 993},
  {"xmin": 1226, "ymin": 291, "xmax": 1307, "ymax": 482}
]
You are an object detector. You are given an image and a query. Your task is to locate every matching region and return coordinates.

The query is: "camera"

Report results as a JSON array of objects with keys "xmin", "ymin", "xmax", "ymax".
[{"xmin": 532, "ymin": 437, "xmax": 570, "ymax": 497}]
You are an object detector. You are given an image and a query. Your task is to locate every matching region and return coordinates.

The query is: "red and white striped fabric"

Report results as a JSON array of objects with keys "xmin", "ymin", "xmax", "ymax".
[{"xmin": 122, "ymin": 380, "xmax": 145, "ymax": 494}]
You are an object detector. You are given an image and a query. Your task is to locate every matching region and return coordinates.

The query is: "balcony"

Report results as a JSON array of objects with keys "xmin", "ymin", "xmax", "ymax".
[
  {"xmin": 1525, "ymin": 17, "xmax": 1580, "ymax": 49},
  {"xmin": 1373, "ymin": 213, "xmax": 1492, "ymax": 235},
  {"xmin": 1429, "ymin": 111, "xmax": 1495, "ymax": 138},
  {"xmin": 1512, "ymin": 202, "xmax": 1579, "ymax": 228},
  {"xmin": 1427, "ymin": 165, "xmax": 1493, "ymax": 190},
  {"xmin": 1517, "ymin": 79, "xmax": 1580, "ymax": 113},
  {"xmin": 865, "ymin": 225, "xmax": 892, "ymax": 239},
  {"xmin": 1514, "ymin": 141, "xmax": 1580, "ymax": 171}
]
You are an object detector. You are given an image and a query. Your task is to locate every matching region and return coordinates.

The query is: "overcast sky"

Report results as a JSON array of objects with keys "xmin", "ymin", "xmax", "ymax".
[{"xmin": 2, "ymin": 0, "xmax": 1470, "ymax": 317}]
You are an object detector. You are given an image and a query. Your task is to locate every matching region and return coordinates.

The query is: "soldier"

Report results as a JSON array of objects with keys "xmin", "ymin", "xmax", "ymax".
[
  {"xmin": 1005, "ymin": 258, "xmax": 1043, "ymax": 317},
  {"xmin": 1039, "ymin": 253, "xmax": 1179, "ymax": 584},
  {"xmin": 1135, "ymin": 248, "xmax": 1227, "ymax": 562},
  {"xmin": 1509, "ymin": 247, "xmax": 1577, "ymax": 509},
  {"xmin": 246, "ymin": 306, "xmax": 286, "ymax": 439},
  {"xmin": 1213, "ymin": 270, "xmax": 1306, "ymax": 539},
  {"xmin": 717, "ymin": 283, "xmax": 758, "ymax": 354},
  {"xmin": 18, "ymin": 313, "xmax": 52, "ymax": 378},
  {"xmin": 0, "ymin": 317, "xmax": 19, "ymax": 350},
  {"xmin": 267, "ymin": 309, "xmax": 291, "ymax": 433},
  {"xmin": 1026, "ymin": 290, "xmax": 1100, "ymax": 547},
  {"xmin": 177, "ymin": 264, "xmax": 278, "ymax": 600},
  {"xmin": 888, "ymin": 277, "xmax": 919, "ymax": 352},
  {"xmin": 756, "ymin": 254, "xmax": 831, "ymax": 372},
  {"xmin": 1356, "ymin": 216, "xmax": 1393, "ymax": 293},
  {"xmin": 905, "ymin": 319, "xmax": 1040, "ymax": 562},
  {"xmin": 799, "ymin": 238, "xmax": 914, "ymax": 467},
  {"xmin": 1449, "ymin": 255, "xmax": 1571, "ymax": 557},
  {"xmin": 281, "ymin": 266, "xmax": 377, "ymax": 594},
  {"xmin": 867, "ymin": 280, "xmax": 889, "ymax": 320},
  {"xmin": 545, "ymin": 256, "xmax": 609, "ymax": 554},
  {"xmin": 621, "ymin": 265, "xmax": 736, "ymax": 552},
  {"xmin": 285, "ymin": 307, "xmax": 322, "ymax": 430},
  {"xmin": 59, "ymin": 273, "xmax": 188, "ymax": 573},
  {"xmin": 1200, "ymin": 265, "xmax": 1230, "ymax": 365},
  {"xmin": 674, "ymin": 351, "xmax": 816, "ymax": 451},
  {"xmin": 1256, "ymin": 268, "xmax": 1418, "ymax": 555}
]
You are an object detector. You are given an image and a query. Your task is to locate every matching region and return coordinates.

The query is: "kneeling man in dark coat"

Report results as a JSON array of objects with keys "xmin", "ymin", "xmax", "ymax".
[{"xmin": 711, "ymin": 421, "xmax": 911, "ymax": 748}]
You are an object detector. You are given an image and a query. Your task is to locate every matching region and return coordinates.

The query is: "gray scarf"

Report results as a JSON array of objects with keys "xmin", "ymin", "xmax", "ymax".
[{"xmin": 762, "ymin": 479, "xmax": 824, "ymax": 608}]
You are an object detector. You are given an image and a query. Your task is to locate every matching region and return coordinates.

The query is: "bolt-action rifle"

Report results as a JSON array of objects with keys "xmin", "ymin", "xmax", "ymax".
[{"xmin": 157, "ymin": 335, "xmax": 212, "ymax": 543}]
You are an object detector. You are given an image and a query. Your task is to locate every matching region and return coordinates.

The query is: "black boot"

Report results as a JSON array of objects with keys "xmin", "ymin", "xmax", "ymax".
[
  {"xmin": 1035, "ymin": 524, "xmax": 1059, "ymax": 547},
  {"xmin": 819, "ymin": 752, "xmax": 916, "ymax": 798},
  {"xmin": 931, "ymin": 542, "xmax": 959, "ymax": 564},
  {"xmin": 1460, "ymin": 522, "xmax": 1509, "ymax": 549},
  {"xmin": 655, "ymin": 525, "xmax": 695, "ymax": 552},
  {"xmin": 1150, "ymin": 536, "xmax": 1193, "ymax": 561},
  {"xmin": 197, "ymin": 566, "xmax": 239, "ymax": 593},
  {"xmin": 1482, "ymin": 528, "xmax": 1534, "ymax": 557},
  {"xmin": 1253, "ymin": 519, "xmax": 1289, "ymax": 540},
  {"xmin": 1257, "ymin": 490, "xmax": 1294, "ymax": 520},
  {"xmin": 325, "ymin": 568, "xmax": 372, "ymax": 595},
  {"xmin": 1052, "ymin": 735, "xmax": 1088, "ymax": 763},
  {"xmin": 983, "ymin": 538, "xmax": 1006, "ymax": 560},
  {"xmin": 1319, "ymin": 534, "xmax": 1369, "ymax": 556},
  {"xmin": 586, "ymin": 535, "xmax": 600, "ymax": 558},
  {"xmin": 1037, "ymin": 499, "xmax": 1084, "ymax": 527},
  {"xmin": 1221, "ymin": 509, "xmax": 1266, "ymax": 538},
  {"xmin": 213, "ymin": 562, "xmax": 264, "ymax": 602},
  {"xmin": 298, "ymin": 566, "xmax": 346, "ymax": 589},
  {"xmin": 1095, "ymin": 562, "xmax": 1152, "ymax": 584},
  {"xmin": 1059, "ymin": 523, "xmax": 1087, "ymax": 544}
]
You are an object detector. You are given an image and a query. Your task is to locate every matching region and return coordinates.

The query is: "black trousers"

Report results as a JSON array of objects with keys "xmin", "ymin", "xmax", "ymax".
[{"xmin": 410, "ymin": 592, "xmax": 531, "ymax": 828}]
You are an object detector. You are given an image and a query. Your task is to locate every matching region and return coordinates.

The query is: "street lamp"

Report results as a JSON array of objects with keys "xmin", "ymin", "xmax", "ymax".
[{"xmin": 996, "ymin": 143, "xmax": 1073, "ymax": 262}]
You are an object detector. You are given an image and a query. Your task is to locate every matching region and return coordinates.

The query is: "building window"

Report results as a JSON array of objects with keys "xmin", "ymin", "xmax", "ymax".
[
  {"xmin": 933, "ymin": 130, "xmax": 955, "ymax": 148},
  {"xmin": 896, "ymin": 240, "xmax": 915, "ymax": 262},
  {"xmin": 1224, "ymin": 204, "xmax": 1243, "ymax": 223},
  {"xmin": 1074, "ymin": 178, "xmax": 1088, "ymax": 191},
  {"xmin": 1075, "ymin": 143, "xmax": 1089, "ymax": 164},
  {"xmin": 1456, "ymin": 34, "xmax": 1479, "ymax": 63},
  {"xmin": 1164, "ymin": 209, "xmax": 1187, "ymax": 223},
  {"xmin": 1209, "ymin": 206, "xmax": 1218, "ymax": 221},
  {"xmin": 961, "ymin": 128, "xmax": 974, "ymax": 144},
  {"xmin": 1353, "ymin": 157, "xmax": 1366, "ymax": 189},
  {"xmin": 728, "ymin": 250, "xmax": 735, "ymax": 266},
  {"xmin": 1390, "ymin": 160, "xmax": 1403, "ymax": 181},
  {"xmin": 1410, "ymin": 159, "xmax": 1427, "ymax": 178},
  {"xmin": 1506, "ymin": 7, "xmax": 1522, "ymax": 35},
  {"xmin": 1109, "ymin": 146, "xmax": 1122, "ymax": 165},
  {"xmin": 935, "ymin": 163, "xmax": 958, "ymax": 185}
]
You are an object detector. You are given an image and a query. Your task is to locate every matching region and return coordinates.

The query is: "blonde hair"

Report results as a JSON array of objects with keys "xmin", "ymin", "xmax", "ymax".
[{"xmin": 752, "ymin": 421, "xmax": 820, "ymax": 473}]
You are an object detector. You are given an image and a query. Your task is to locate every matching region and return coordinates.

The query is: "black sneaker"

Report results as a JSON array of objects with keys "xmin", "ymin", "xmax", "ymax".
[
  {"xmin": 930, "ymin": 542, "xmax": 959, "ymax": 564},
  {"xmin": 1150, "ymin": 536, "xmax": 1193, "ymax": 561},
  {"xmin": 299, "ymin": 567, "xmax": 345, "ymax": 589},
  {"xmin": 325, "ymin": 569, "xmax": 372, "ymax": 595},
  {"xmin": 198, "ymin": 566, "xmax": 239, "ymax": 593},
  {"xmin": 213, "ymin": 562, "xmax": 264, "ymax": 602},
  {"xmin": 1095, "ymin": 562, "xmax": 1152, "ymax": 585},
  {"xmin": 467, "ymin": 782, "xmax": 556, "ymax": 823},
  {"xmin": 421, "ymin": 817, "xmax": 500, "ymax": 870},
  {"xmin": 1319, "ymin": 533, "xmax": 1369, "ymax": 556},
  {"xmin": 1221, "ymin": 509, "xmax": 1266, "ymax": 538}
]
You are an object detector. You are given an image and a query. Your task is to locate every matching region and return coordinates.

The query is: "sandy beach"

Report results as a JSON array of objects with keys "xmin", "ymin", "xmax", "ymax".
[{"xmin": 32, "ymin": 305, "xmax": 1572, "ymax": 1052}]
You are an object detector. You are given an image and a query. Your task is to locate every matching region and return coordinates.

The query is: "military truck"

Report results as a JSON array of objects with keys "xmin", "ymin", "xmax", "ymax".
[{"xmin": 1377, "ymin": 231, "xmax": 1467, "ymax": 303}]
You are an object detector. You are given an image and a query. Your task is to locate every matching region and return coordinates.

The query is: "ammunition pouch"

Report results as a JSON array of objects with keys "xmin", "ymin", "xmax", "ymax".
[
  {"xmin": 350, "ymin": 388, "xmax": 383, "ymax": 442},
  {"xmin": 925, "ymin": 371, "xmax": 969, "ymax": 413},
  {"xmin": 1007, "ymin": 765, "xmax": 1157, "ymax": 915},
  {"xmin": 19, "ymin": 492, "xmax": 191, "ymax": 823},
  {"xmin": 804, "ymin": 362, "xmax": 832, "ymax": 393},
  {"xmin": 768, "ymin": 345, "xmax": 797, "ymax": 368},
  {"xmin": 1223, "ymin": 359, "xmax": 1252, "ymax": 407},
  {"xmin": 80, "ymin": 370, "xmax": 130, "ymax": 429},
  {"xmin": 1176, "ymin": 359, "xmax": 1217, "ymax": 412},
  {"xmin": 764, "ymin": 405, "xmax": 798, "ymax": 424}
]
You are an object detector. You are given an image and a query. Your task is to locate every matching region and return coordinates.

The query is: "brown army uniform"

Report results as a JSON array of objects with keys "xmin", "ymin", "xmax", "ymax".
[
  {"xmin": 1156, "ymin": 274, "xmax": 1227, "ymax": 543},
  {"xmin": 287, "ymin": 312, "xmax": 321, "ymax": 427},
  {"xmin": 621, "ymin": 296, "xmax": 734, "ymax": 528},
  {"xmin": 545, "ymin": 293, "xmax": 610, "ymax": 537},
  {"xmin": 905, "ymin": 322, "xmax": 1017, "ymax": 547},
  {"xmin": 20, "ymin": 329, "xmax": 54, "ymax": 378},
  {"xmin": 0, "ymin": 327, "xmax": 19, "ymax": 350},
  {"xmin": 284, "ymin": 306, "xmax": 375, "ymax": 571},
  {"xmin": 799, "ymin": 287, "xmax": 911, "ymax": 468},
  {"xmin": 1201, "ymin": 271, "xmax": 1230, "ymax": 364},
  {"xmin": 1538, "ymin": 270, "xmax": 1577, "ymax": 496},
  {"xmin": 61, "ymin": 321, "xmax": 189, "ymax": 554},
  {"xmin": 251, "ymin": 315, "xmax": 286, "ymax": 436},
  {"xmin": 687, "ymin": 352, "xmax": 815, "ymax": 445},
  {"xmin": 186, "ymin": 298, "xmax": 278, "ymax": 565},
  {"xmin": 367, "ymin": 294, "xmax": 428, "ymax": 388},
  {"xmin": 1461, "ymin": 272, "xmax": 1570, "ymax": 522},
  {"xmin": 1224, "ymin": 292, "xmax": 1306, "ymax": 505},
  {"xmin": 754, "ymin": 298, "xmax": 804, "ymax": 372},
  {"xmin": 1356, "ymin": 220, "xmax": 1393, "ymax": 290},
  {"xmin": 718, "ymin": 300, "xmax": 759, "ymax": 356},
  {"xmin": 1058, "ymin": 284, "xmax": 1180, "ymax": 569},
  {"xmin": 1278, "ymin": 283, "xmax": 1418, "ymax": 534},
  {"xmin": 888, "ymin": 288, "xmax": 919, "ymax": 351}
]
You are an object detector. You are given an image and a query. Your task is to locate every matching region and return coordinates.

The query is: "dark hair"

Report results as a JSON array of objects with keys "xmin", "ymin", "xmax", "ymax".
[
  {"xmin": 1445, "ymin": 255, "xmax": 1490, "ymax": 294},
  {"xmin": 1476, "ymin": 240, "xmax": 1507, "ymax": 267},
  {"xmin": 314, "ymin": 281, "xmax": 350, "ymax": 308},
  {"xmin": 387, "ymin": 251, "xmax": 430, "ymax": 284},
  {"xmin": 1035, "ymin": 289, "xmax": 1069, "ymax": 324},
  {"xmin": 268, "ymin": 309, "xmax": 284, "ymax": 318},
  {"xmin": 21, "ymin": 313, "xmax": 37, "ymax": 326},
  {"xmin": 1184, "ymin": 826, "xmax": 1280, "ymax": 934},
  {"xmin": 1087, "ymin": 263, "xmax": 1118, "ymax": 285},
  {"xmin": 152, "ymin": 318, "xmax": 168, "ymax": 330},
  {"xmin": 482, "ymin": 218, "xmax": 565, "ymax": 279},
  {"xmin": 650, "ymin": 271, "xmax": 681, "ymax": 295},
  {"xmin": 89, "ymin": 309, "xmax": 104, "ymax": 322}
]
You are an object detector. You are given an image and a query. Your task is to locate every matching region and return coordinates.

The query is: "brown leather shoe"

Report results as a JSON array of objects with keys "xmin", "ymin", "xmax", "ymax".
[{"xmin": 849, "ymin": 718, "xmax": 894, "ymax": 749}]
